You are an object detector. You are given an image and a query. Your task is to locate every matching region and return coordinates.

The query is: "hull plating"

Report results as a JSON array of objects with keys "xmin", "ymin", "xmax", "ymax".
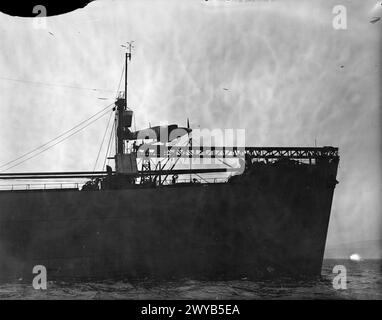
[{"xmin": 0, "ymin": 160, "xmax": 338, "ymax": 281}]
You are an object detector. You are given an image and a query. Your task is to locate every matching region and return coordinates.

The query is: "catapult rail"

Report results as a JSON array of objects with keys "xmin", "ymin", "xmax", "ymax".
[{"xmin": 136, "ymin": 146, "xmax": 339, "ymax": 160}]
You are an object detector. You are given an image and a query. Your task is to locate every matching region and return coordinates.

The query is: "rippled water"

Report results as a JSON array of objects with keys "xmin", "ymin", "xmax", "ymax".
[{"xmin": 0, "ymin": 260, "xmax": 381, "ymax": 299}]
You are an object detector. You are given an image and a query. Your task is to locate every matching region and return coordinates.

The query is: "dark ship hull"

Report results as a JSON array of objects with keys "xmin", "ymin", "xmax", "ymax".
[
  {"xmin": 0, "ymin": 51, "xmax": 340, "ymax": 282},
  {"xmin": 0, "ymin": 157, "xmax": 338, "ymax": 282}
]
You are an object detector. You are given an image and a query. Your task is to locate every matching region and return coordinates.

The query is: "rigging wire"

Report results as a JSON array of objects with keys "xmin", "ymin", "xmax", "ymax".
[
  {"xmin": 97, "ymin": 61, "xmax": 125, "ymax": 171},
  {"xmin": 1, "ymin": 58, "xmax": 128, "ymax": 174},
  {"xmin": 0, "ymin": 103, "xmax": 114, "ymax": 170},
  {"xmin": 0, "ymin": 109, "xmax": 112, "ymax": 173},
  {"xmin": 103, "ymin": 120, "xmax": 115, "ymax": 170},
  {"xmin": 0, "ymin": 76, "xmax": 115, "ymax": 93},
  {"xmin": 92, "ymin": 110, "xmax": 114, "ymax": 172},
  {"xmin": 159, "ymin": 139, "xmax": 190, "ymax": 184},
  {"xmin": 115, "ymin": 63, "xmax": 125, "ymax": 97}
]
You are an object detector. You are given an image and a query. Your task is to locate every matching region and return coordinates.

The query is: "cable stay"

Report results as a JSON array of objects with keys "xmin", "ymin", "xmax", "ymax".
[
  {"xmin": 103, "ymin": 120, "xmax": 116, "ymax": 170},
  {"xmin": 92, "ymin": 110, "xmax": 114, "ymax": 172},
  {"xmin": 0, "ymin": 105, "xmax": 114, "ymax": 173},
  {"xmin": 0, "ymin": 76, "xmax": 115, "ymax": 93},
  {"xmin": 94, "ymin": 61, "xmax": 125, "ymax": 172},
  {"xmin": 0, "ymin": 58, "xmax": 128, "ymax": 174}
]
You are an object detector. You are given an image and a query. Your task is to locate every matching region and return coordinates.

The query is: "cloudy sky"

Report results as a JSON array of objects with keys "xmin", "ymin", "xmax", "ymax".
[{"xmin": 0, "ymin": 0, "xmax": 380, "ymax": 255}]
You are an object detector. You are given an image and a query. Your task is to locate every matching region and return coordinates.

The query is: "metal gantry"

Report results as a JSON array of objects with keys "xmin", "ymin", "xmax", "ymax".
[
  {"xmin": 136, "ymin": 146, "xmax": 339, "ymax": 160},
  {"xmin": 0, "ymin": 147, "xmax": 339, "ymax": 183}
]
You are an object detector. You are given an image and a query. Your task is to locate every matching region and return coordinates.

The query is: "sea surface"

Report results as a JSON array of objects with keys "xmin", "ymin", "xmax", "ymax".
[{"xmin": 0, "ymin": 259, "xmax": 381, "ymax": 300}]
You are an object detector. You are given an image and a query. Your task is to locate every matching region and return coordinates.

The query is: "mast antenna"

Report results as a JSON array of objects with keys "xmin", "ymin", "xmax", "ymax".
[{"xmin": 121, "ymin": 41, "xmax": 134, "ymax": 107}]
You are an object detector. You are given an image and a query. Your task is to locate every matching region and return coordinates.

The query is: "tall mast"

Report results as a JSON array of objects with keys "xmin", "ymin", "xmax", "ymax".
[
  {"xmin": 125, "ymin": 51, "xmax": 127, "ymax": 103},
  {"xmin": 116, "ymin": 41, "xmax": 134, "ymax": 155},
  {"xmin": 124, "ymin": 41, "xmax": 133, "ymax": 105}
]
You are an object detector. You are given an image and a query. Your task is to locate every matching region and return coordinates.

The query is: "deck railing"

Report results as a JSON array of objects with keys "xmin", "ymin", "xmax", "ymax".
[
  {"xmin": 0, "ymin": 177, "xmax": 229, "ymax": 191},
  {"xmin": 0, "ymin": 182, "xmax": 81, "ymax": 191}
]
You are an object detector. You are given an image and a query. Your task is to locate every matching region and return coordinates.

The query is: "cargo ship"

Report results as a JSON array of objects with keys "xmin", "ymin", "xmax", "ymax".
[{"xmin": 0, "ymin": 46, "xmax": 339, "ymax": 281}]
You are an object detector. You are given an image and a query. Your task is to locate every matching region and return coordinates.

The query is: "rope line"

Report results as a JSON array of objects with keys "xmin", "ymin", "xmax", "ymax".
[
  {"xmin": 0, "ymin": 76, "xmax": 114, "ymax": 93},
  {"xmin": 93, "ymin": 110, "xmax": 114, "ymax": 172},
  {"xmin": 103, "ymin": 120, "xmax": 115, "ymax": 170},
  {"xmin": 99, "ymin": 61, "xmax": 125, "ymax": 171},
  {"xmin": 1, "ymin": 58, "xmax": 127, "ymax": 173},
  {"xmin": 0, "ymin": 103, "xmax": 114, "ymax": 170},
  {"xmin": 0, "ymin": 109, "xmax": 112, "ymax": 173}
]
